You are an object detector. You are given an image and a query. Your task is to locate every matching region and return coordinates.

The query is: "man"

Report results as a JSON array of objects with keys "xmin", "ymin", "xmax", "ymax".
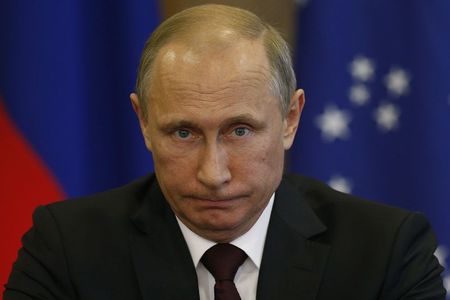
[{"xmin": 4, "ymin": 4, "xmax": 445, "ymax": 300}]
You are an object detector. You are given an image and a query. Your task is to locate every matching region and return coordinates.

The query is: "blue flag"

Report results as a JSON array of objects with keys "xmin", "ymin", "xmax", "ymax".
[
  {"xmin": 0, "ymin": 0, "xmax": 159, "ymax": 287},
  {"xmin": 291, "ymin": 0, "xmax": 450, "ymax": 294}
]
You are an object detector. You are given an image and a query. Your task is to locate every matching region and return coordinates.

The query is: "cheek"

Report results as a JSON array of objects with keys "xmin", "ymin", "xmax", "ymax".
[
  {"xmin": 152, "ymin": 140, "xmax": 197, "ymax": 183},
  {"xmin": 152, "ymin": 133, "xmax": 191, "ymax": 162},
  {"xmin": 229, "ymin": 134, "xmax": 285, "ymax": 176}
]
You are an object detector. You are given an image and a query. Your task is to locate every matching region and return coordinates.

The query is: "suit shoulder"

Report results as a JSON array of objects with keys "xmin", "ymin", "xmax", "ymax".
[
  {"xmin": 281, "ymin": 176, "xmax": 444, "ymax": 298},
  {"xmin": 283, "ymin": 173, "xmax": 413, "ymax": 224},
  {"xmin": 45, "ymin": 174, "xmax": 156, "ymax": 221}
]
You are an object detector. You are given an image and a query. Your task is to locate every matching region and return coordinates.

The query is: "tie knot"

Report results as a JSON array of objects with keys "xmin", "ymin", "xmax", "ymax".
[{"xmin": 201, "ymin": 243, "xmax": 247, "ymax": 281}]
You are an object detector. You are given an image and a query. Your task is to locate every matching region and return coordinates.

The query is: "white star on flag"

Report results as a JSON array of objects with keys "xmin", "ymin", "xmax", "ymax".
[
  {"xmin": 384, "ymin": 67, "xmax": 410, "ymax": 97},
  {"xmin": 349, "ymin": 56, "xmax": 375, "ymax": 82},
  {"xmin": 374, "ymin": 103, "xmax": 400, "ymax": 132},
  {"xmin": 328, "ymin": 175, "xmax": 352, "ymax": 193},
  {"xmin": 315, "ymin": 105, "xmax": 352, "ymax": 142},
  {"xmin": 444, "ymin": 276, "xmax": 450, "ymax": 296},
  {"xmin": 435, "ymin": 245, "xmax": 448, "ymax": 268},
  {"xmin": 349, "ymin": 84, "xmax": 370, "ymax": 106}
]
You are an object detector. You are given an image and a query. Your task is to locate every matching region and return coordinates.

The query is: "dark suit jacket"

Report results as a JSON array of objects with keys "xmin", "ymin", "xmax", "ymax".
[{"xmin": 4, "ymin": 174, "xmax": 446, "ymax": 299}]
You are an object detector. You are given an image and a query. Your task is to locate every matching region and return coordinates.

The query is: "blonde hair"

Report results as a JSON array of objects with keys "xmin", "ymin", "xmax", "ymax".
[{"xmin": 135, "ymin": 4, "xmax": 296, "ymax": 118}]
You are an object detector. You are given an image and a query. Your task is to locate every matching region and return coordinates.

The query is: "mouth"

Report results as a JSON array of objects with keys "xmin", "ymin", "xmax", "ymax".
[{"xmin": 184, "ymin": 195, "xmax": 247, "ymax": 208}]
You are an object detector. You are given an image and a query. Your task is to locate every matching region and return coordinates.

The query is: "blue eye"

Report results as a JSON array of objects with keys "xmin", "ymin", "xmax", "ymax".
[
  {"xmin": 175, "ymin": 129, "xmax": 191, "ymax": 139},
  {"xmin": 233, "ymin": 127, "xmax": 250, "ymax": 137}
]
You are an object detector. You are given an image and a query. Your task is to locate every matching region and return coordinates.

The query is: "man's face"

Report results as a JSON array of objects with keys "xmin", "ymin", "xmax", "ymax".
[{"xmin": 132, "ymin": 37, "xmax": 303, "ymax": 242}]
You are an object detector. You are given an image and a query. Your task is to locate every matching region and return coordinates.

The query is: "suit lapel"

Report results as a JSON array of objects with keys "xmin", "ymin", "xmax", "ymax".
[
  {"xmin": 257, "ymin": 177, "xmax": 330, "ymax": 300},
  {"xmin": 128, "ymin": 179, "xmax": 199, "ymax": 300}
]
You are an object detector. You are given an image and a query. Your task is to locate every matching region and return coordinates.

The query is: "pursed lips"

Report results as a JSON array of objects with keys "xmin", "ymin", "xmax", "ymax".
[{"xmin": 184, "ymin": 195, "xmax": 248, "ymax": 206}]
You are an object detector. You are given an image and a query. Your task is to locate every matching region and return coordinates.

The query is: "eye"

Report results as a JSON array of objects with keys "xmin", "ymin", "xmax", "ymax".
[
  {"xmin": 175, "ymin": 129, "xmax": 191, "ymax": 139},
  {"xmin": 232, "ymin": 127, "xmax": 250, "ymax": 137}
]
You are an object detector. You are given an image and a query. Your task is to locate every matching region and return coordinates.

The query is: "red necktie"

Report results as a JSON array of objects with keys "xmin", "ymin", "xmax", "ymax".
[{"xmin": 201, "ymin": 243, "xmax": 248, "ymax": 300}]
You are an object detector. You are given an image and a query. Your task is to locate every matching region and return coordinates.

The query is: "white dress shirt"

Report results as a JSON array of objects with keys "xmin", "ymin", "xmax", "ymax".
[{"xmin": 177, "ymin": 194, "xmax": 274, "ymax": 300}]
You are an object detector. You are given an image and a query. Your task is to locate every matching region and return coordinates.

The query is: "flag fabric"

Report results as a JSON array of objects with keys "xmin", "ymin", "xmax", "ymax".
[
  {"xmin": 292, "ymin": 0, "xmax": 450, "ymax": 295},
  {"xmin": 0, "ymin": 1, "xmax": 159, "ymax": 288}
]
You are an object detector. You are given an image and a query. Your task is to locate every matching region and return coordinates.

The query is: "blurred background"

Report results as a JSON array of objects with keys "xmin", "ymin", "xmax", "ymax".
[{"xmin": 1, "ymin": 0, "xmax": 449, "ymax": 295}]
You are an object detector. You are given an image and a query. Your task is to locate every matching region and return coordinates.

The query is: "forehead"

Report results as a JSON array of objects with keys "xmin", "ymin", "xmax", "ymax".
[{"xmin": 150, "ymin": 37, "xmax": 272, "ymax": 98}]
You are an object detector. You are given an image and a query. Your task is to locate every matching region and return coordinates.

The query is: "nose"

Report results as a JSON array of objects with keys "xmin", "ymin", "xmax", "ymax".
[{"xmin": 196, "ymin": 141, "xmax": 231, "ymax": 188}]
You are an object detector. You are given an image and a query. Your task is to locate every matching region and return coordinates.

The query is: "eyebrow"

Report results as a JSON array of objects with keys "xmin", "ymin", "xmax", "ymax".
[
  {"xmin": 158, "ymin": 113, "xmax": 266, "ymax": 132},
  {"xmin": 158, "ymin": 120, "xmax": 198, "ymax": 133},
  {"xmin": 220, "ymin": 114, "xmax": 266, "ymax": 129}
]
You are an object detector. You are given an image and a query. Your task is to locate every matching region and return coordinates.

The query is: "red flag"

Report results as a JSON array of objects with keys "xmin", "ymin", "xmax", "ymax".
[{"xmin": 0, "ymin": 98, "xmax": 64, "ymax": 289}]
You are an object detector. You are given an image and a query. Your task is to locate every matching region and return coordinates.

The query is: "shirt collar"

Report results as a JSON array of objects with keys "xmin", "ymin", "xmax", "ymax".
[{"xmin": 177, "ymin": 193, "xmax": 274, "ymax": 269}]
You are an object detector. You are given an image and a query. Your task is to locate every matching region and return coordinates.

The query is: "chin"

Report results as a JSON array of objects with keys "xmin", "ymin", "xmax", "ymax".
[
  {"xmin": 195, "ymin": 214, "xmax": 249, "ymax": 238},
  {"xmin": 199, "ymin": 215, "xmax": 241, "ymax": 230}
]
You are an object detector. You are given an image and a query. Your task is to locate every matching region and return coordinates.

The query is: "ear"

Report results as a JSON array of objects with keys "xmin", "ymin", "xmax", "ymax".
[
  {"xmin": 282, "ymin": 89, "xmax": 305, "ymax": 150},
  {"xmin": 130, "ymin": 93, "xmax": 153, "ymax": 151}
]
